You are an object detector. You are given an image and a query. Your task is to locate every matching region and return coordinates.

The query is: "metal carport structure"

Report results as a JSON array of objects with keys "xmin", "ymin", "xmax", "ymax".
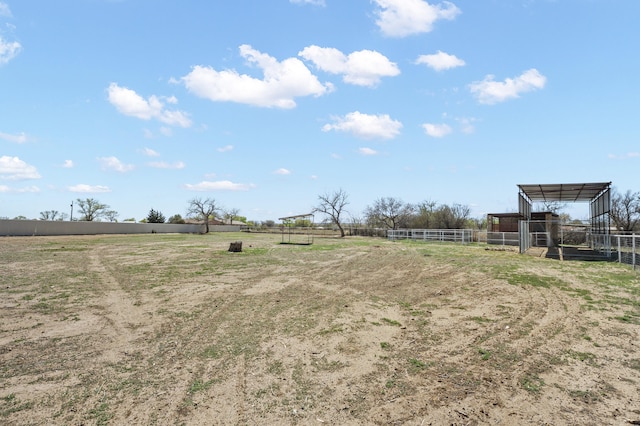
[
  {"xmin": 517, "ymin": 182, "xmax": 612, "ymax": 254},
  {"xmin": 278, "ymin": 213, "xmax": 315, "ymax": 245}
]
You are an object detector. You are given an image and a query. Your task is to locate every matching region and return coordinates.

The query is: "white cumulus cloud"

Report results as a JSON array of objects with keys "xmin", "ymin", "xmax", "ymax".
[
  {"xmin": 63, "ymin": 160, "xmax": 74, "ymax": 168},
  {"xmin": 148, "ymin": 161, "xmax": 185, "ymax": 169},
  {"xmin": 358, "ymin": 147, "xmax": 379, "ymax": 156},
  {"xmin": 299, "ymin": 46, "xmax": 400, "ymax": 87},
  {"xmin": 0, "ymin": 2, "xmax": 11, "ymax": 17},
  {"xmin": 98, "ymin": 156, "xmax": 135, "ymax": 173},
  {"xmin": 68, "ymin": 184, "xmax": 111, "ymax": 193},
  {"xmin": 19, "ymin": 186, "xmax": 39, "ymax": 193},
  {"xmin": 107, "ymin": 83, "xmax": 192, "ymax": 127},
  {"xmin": 422, "ymin": 123, "xmax": 452, "ymax": 138},
  {"xmin": 0, "ymin": 131, "xmax": 28, "ymax": 143},
  {"xmin": 141, "ymin": 147, "xmax": 160, "ymax": 157},
  {"xmin": 0, "ymin": 35, "xmax": 20, "ymax": 65},
  {"xmin": 0, "ymin": 185, "xmax": 40, "ymax": 193},
  {"xmin": 416, "ymin": 51, "xmax": 465, "ymax": 71},
  {"xmin": 217, "ymin": 145, "xmax": 234, "ymax": 153},
  {"xmin": 184, "ymin": 180, "xmax": 255, "ymax": 191},
  {"xmin": 0, "ymin": 3, "xmax": 21, "ymax": 66},
  {"xmin": 274, "ymin": 168, "xmax": 292, "ymax": 175},
  {"xmin": 0, "ymin": 156, "xmax": 41, "ymax": 180},
  {"xmin": 469, "ymin": 68, "xmax": 546, "ymax": 105},
  {"xmin": 322, "ymin": 111, "xmax": 402, "ymax": 140},
  {"xmin": 181, "ymin": 44, "xmax": 332, "ymax": 109},
  {"xmin": 608, "ymin": 152, "xmax": 640, "ymax": 160},
  {"xmin": 373, "ymin": 0, "xmax": 461, "ymax": 37},
  {"xmin": 457, "ymin": 117, "xmax": 477, "ymax": 134}
]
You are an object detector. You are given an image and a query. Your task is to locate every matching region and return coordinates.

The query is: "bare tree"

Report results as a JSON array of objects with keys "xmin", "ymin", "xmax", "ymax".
[
  {"xmin": 76, "ymin": 198, "xmax": 112, "ymax": 221},
  {"xmin": 314, "ymin": 189, "xmax": 349, "ymax": 237},
  {"xmin": 534, "ymin": 201, "xmax": 567, "ymax": 215},
  {"xmin": 223, "ymin": 208, "xmax": 241, "ymax": 224},
  {"xmin": 364, "ymin": 197, "xmax": 414, "ymax": 230},
  {"xmin": 104, "ymin": 210, "xmax": 119, "ymax": 222},
  {"xmin": 433, "ymin": 203, "xmax": 471, "ymax": 229},
  {"xmin": 610, "ymin": 189, "xmax": 640, "ymax": 232},
  {"xmin": 40, "ymin": 210, "xmax": 61, "ymax": 221},
  {"xmin": 408, "ymin": 199, "xmax": 438, "ymax": 228},
  {"xmin": 187, "ymin": 197, "xmax": 221, "ymax": 233}
]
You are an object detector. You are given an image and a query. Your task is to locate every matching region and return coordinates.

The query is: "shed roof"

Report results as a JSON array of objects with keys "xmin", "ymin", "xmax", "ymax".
[
  {"xmin": 518, "ymin": 182, "xmax": 611, "ymax": 202},
  {"xmin": 278, "ymin": 213, "xmax": 314, "ymax": 221},
  {"xmin": 488, "ymin": 211, "xmax": 558, "ymax": 218}
]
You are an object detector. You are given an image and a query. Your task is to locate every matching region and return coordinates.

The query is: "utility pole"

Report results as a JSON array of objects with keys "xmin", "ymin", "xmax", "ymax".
[{"xmin": 70, "ymin": 201, "xmax": 73, "ymax": 221}]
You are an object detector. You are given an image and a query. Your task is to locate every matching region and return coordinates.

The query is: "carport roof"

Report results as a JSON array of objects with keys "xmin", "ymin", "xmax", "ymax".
[
  {"xmin": 518, "ymin": 182, "xmax": 611, "ymax": 202},
  {"xmin": 278, "ymin": 213, "xmax": 314, "ymax": 221}
]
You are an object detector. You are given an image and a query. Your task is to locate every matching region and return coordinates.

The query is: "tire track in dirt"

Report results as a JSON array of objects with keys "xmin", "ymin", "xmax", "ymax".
[
  {"xmin": 365, "ymin": 277, "xmax": 582, "ymax": 424},
  {"xmin": 235, "ymin": 354, "xmax": 247, "ymax": 423},
  {"xmin": 502, "ymin": 284, "xmax": 581, "ymax": 380},
  {"xmin": 88, "ymin": 250, "xmax": 148, "ymax": 363}
]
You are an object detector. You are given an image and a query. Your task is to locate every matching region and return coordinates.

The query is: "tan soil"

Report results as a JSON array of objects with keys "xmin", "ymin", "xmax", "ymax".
[{"xmin": 1, "ymin": 233, "xmax": 639, "ymax": 425}]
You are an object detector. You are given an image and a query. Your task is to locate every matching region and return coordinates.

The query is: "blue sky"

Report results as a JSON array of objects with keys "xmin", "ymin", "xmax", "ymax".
[{"xmin": 1, "ymin": 0, "xmax": 638, "ymax": 222}]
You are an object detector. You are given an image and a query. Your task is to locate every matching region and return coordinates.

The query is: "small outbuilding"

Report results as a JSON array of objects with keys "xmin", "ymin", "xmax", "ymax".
[{"xmin": 487, "ymin": 211, "xmax": 559, "ymax": 247}]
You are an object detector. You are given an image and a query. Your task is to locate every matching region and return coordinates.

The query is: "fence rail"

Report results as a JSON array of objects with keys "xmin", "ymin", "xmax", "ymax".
[
  {"xmin": 486, "ymin": 231, "xmax": 519, "ymax": 246},
  {"xmin": 612, "ymin": 234, "xmax": 639, "ymax": 270},
  {"xmin": 388, "ymin": 229, "xmax": 473, "ymax": 243},
  {"xmin": 387, "ymin": 228, "xmax": 638, "ymax": 270}
]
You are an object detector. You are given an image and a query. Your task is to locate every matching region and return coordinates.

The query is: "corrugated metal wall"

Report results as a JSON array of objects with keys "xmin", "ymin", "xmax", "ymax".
[{"xmin": 0, "ymin": 220, "xmax": 241, "ymax": 236}]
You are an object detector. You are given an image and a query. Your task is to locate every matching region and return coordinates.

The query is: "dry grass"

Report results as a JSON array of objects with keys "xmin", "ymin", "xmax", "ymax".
[{"xmin": 1, "ymin": 232, "xmax": 639, "ymax": 425}]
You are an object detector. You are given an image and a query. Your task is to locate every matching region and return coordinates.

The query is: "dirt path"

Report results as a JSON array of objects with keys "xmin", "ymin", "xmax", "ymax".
[{"xmin": 87, "ymin": 251, "xmax": 150, "ymax": 363}]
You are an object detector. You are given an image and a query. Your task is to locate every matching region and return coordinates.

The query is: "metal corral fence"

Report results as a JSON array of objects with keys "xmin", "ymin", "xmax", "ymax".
[
  {"xmin": 485, "ymin": 231, "xmax": 519, "ymax": 246},
  {"xmin": 387, "ymin": 229, "xmax": 474, "ymax": 243},
  {"xmin": 612, "ymin": 234, "xmax": 639, "ymax": 270}
]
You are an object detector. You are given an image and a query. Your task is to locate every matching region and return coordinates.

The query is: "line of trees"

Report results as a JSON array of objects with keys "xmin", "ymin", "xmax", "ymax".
[
  {"xmin": 37, "ymin": 199, "xmax": 119, "ymax": 222},
  {"xmin": 313, "ymin": 187, "xmax": 640, "ymax": 237},
  {"xmin": 314, "ymin": 190, "xmax": 481, "ymax": 237},
  {"xmin": 23, "ymin": 187, "xmax": 640, "ymax": 235},
  {"xmin": 30, "ymin": 197, "xmax": 240, "ymax": 233}
]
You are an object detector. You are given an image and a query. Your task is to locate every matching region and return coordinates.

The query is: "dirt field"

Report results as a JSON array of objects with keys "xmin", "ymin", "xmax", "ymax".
[{"xmin": 1, "ymin": 232, "xmax": 640, "ymax": 425}]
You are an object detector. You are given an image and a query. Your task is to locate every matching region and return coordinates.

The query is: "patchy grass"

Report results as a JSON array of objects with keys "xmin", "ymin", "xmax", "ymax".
[
  {"xmin": 407, "ymin": 358, "xmax": 429, "ymax": 373},
  {"xmin": 188, "ymin": 379, "xmax": 214, "ymax": 394},
  {"xmin": 88, "ymin": 402, "xmax": 112, "ymax": 426},
  {"xmin": 0, "ymin": 394, "xmax": 33, "ymax": 418},
  {"xmin": 521, "ymin": 374, "xmax": 545, "ymax": 393},
  {"xmin": 478, "ymin": 348, "xmax": 492, "ymax": 361},
  {"xmin": 1, "ymin": 233, "xmax": 639, "ymax": 425},
  {"xmin": 566, "ymin": 350, "xmax": 598, "ymax": 365},
  {"xmin": 380, "ymin": 318, "xmax": 402, "ymax": 327}
]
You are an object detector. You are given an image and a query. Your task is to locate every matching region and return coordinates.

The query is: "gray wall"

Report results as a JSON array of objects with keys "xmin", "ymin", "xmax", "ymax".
[{"xmin": 0, "ymin": 220, "xmax": 241, "ymax": 236}]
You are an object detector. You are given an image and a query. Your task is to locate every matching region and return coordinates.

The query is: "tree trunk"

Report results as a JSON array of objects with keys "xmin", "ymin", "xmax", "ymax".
[{"xmin": 228, "ymin": 241, "xmax": 242, "ymax": 252}]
